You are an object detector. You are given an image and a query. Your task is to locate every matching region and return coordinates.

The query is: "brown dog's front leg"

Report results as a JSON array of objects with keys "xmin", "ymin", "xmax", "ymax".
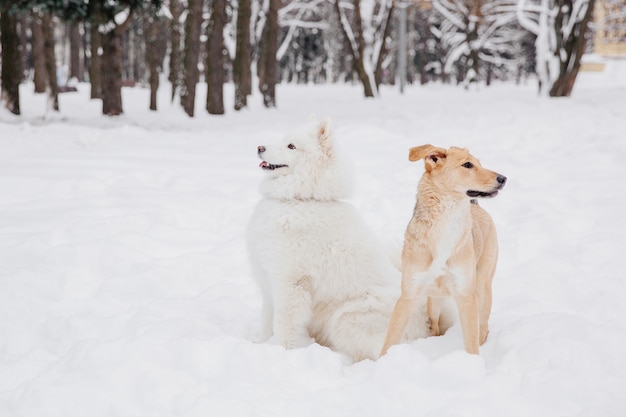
[
  {"xmin": 427, "ymin": 296, "xmax": 444, "ymax": 336},
  {"xmin": 380, "ymin": 295, "xmax": 417, "ymax": 356},
  {"xmin": 455, "ymin": 293, "xmax": 480, "ymax": 354}
]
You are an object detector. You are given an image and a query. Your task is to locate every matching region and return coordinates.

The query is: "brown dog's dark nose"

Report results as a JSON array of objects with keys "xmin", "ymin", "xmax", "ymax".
[
  {"xmin": 497, "ymin": 175, "xmax": 507, "ymax": 185},
  {"xmin": 258, "ymin": 146, "xmax": 266, "ymax": 154}
]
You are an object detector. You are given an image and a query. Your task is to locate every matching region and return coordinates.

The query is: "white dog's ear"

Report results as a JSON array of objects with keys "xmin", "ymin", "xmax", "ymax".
[
  {"xmin": 408, "ymin": 144, "xmax": 447, "ymax": 172},
  {"xmin": 317, "ymin": 117, "xmax": 333, "ymax": 155}
]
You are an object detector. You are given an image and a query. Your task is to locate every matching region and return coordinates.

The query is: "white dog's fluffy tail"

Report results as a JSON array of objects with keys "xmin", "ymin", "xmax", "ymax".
[{"xmin": 311, "ymin": 287, "xmax": 428, "ymax": 361}]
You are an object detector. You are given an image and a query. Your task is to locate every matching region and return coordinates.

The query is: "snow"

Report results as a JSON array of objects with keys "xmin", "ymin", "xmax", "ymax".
[{"xmin": 1, "ymin": 65, "xmax": 626, "ymax": 416}]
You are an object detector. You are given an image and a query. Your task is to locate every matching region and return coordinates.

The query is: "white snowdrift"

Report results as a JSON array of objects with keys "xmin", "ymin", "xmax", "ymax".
[{"xmin": 1, "ymin": 69, "xmax": 625, "ymax": 417}]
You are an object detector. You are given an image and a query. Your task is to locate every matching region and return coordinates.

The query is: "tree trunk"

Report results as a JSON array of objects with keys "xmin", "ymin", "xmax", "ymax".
[
  {"xmin": 486, "ymin": 64, "xmax": 493, "ymax": 86},
  {"xmin": 334, "ymin": 0, "xmax": 375, "ymax": 98},
  {"xmin": 206, "ymin": 0, "xmax": 226, "ymax": 115},
  {"xmin": 234, "ymin": 0, "xmax": 252, "ymax": 110},
  {"xmin": 1, "ymin": 11, "xmax": 21, "ymax": 115},
  {"xmin": 373, "ymin": 2, "xmax": 395, "ymax": 89},
  {"xmin": 32, "ymin": 12, "xmax": 47, "ymax": 93},
  {"xmin": 42, "ymin": 13, "xmax": 59, "ymax": 111},
  {"xmin": 549, "ymin": 0, "xmax": 595, "ymax": 97},
  {"xmin": 82, "ymin": 24, "xmax": 90, "ymax": 84},
  {"xmin": 145, "ymin": 15, "xmax": 160, "ymax": 111},
  {"xmin": 127, "ymin": 25, "xmax": 140, "ymax": 83},
  {"xmin": 168, "ymin": 0, "xmax": 183, "ymax": 102},
  {"xmin": 258, "ymin": 0, "xmax": 279, "ymax": 108},
  {"xmin": 353, "ymin": 0, "xmax": 376, "ymax": 97},
  {"xmin": 101, "ymin": 29, "xmax": 124, "ymax": 115},
  {"xmin": 181, "ymin": 0, "xmax": 204, "ymax": 117},
  {"xmin": 466, "ymin": 1, "xmax": 481, "ymax": 85},
  {"xmin": 18, "ymin": 14, "xmax": 29, "ymax": 82},
  {"xmin": 397, "ymin": 5, "xmax": 407, "ymax": 92},
  {"xmin": 89, "ymin": 2, "xmax": 103, "ymax": 99},
  {"xmin": 69, "ymin": 21, "xmax": 84, "ymax": 81}
]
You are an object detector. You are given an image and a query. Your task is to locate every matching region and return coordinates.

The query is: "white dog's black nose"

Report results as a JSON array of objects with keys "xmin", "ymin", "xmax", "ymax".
[{"xmin": 258, "ymin": 146, "xmax": 266, "ymax": 154}]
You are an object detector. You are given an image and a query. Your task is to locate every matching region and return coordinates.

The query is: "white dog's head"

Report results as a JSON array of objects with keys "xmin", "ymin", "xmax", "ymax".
[{"xmin": 256, "ymin": 118, "xmax": 352, "ymax": 201}]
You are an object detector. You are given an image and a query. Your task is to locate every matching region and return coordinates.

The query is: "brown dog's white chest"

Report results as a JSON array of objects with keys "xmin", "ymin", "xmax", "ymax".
[{"xmin": 405, "ymin": 201, "xmax": 475, "ymax": 296}]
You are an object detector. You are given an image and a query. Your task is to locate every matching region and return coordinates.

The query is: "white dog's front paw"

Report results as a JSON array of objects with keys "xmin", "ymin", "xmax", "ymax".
[
  {"xmin": 254, "ymin": 332, "xmax": 272, "ymax": 344},
  {"xmin": 269, "ymin": 333, "xmax": 315, "ymax": 349},
  {"xmin": 294, "ymin": 335, "xmax": 316, "ymax": 348}
]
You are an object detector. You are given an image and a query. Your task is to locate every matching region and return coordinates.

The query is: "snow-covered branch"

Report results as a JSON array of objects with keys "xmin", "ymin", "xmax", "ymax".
[
  {"xmin": 280, "ymin": 20, "xmax": 328, "ymax": 29},
  {"xmin": 336, "ymin": 1, "xmax": 360, "ymax": 59},
  {"xmin": 562, "ymin": 0, "xmax": 588, "ymax": 40},
  {"xmin": 516, "ymin": 0, "xmax": 540, "ymax": 34},
  {"xmin": 276, "ymin": 0, "xmax": 328, "ymax": 60},
  {"xmin": 433, "ymin": 0, "xmax": 468, "ymax": 31},
  {"xmin": 277, "ymin": 8, "xmax": 307, "ymax": 60}
]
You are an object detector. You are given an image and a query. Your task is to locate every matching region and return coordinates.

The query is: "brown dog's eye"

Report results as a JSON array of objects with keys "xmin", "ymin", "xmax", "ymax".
[
  {"xmin": 288, "ymin": 144, "xmax": 296, "ymax": 150},
  {"xmin": 462, "ymin": 162, "xmax": 473, "ymax": 169}
]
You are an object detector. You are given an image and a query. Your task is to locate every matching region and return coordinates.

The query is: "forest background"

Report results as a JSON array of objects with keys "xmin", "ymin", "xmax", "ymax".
[{"xmin": 1, "ymin": 0, "xmax": 620, "ymax": 119}]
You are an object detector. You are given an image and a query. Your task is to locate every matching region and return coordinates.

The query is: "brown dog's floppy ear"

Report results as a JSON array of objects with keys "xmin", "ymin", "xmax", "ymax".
[{"xmin": 408, "ymin": 145, "xmax": 447, "ymax": 172}]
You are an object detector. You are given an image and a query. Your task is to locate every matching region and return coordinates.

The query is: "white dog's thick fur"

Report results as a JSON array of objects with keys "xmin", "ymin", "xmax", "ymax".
[{"xmin": 247, "ymin": 118, "xmax": 426, "ymax": 361}]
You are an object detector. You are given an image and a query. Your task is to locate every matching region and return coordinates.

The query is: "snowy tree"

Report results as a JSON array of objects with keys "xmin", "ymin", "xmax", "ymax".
[
  {"xmin": 274, "ymin": 0, "xmax": 329, "ymax": 83},
  {"xmin": 234, "ymin": 0, "xmax": 252, "ymax": 110},
  {"xmin": 257, "ymin": 0, "xmax": 280, "ymax": 107},
  {"xmin": 55, "ymin": 0, "xmax": 163, "ymax": 115},
  {"xmin": 143, "ymin": 3, "xmax": 167, "ymax": 111},
  {"xmin": 517, "ymin": 0, "xmax": 594, "ymax": 96},
  {"xmin": 98, "ymin": 3, "xmax": 144, "ymax": 115},
  {"xmin": 88, "ymin": 1, "xmax": 104, "ymax": 99},
  {"xmin": 206, "ymin": 0, "xmax": 227, "ymax": 114},
  {"xmin": 168, "ymin": 0, "xmax": 184, "ymax": 102},
  {"xmin": 1, "ymin": 0, "xmax": 69, "ymax": 114},
  {"xmin": 68, "ymin": 20, "xmax": 84, "ymax": 82},
  {"xmin": 334, "ymin": 0, "xmax": 395, "ymax": 97},
  {"xmin": 0, "ymin": 8, "xmax": 22, "ymax": 115},
  {"xmin": 40, "ymin": 12, "xmax": 59, "ymax": 111},
  {"xmin": 180, "ymin": 0, "xmax": 203, "ymax": 117},
  {"xmin": 0, "ymin": 3, "xmax": 59, "ymax": 113},
  {"xmin": 410, "ymin": 5, "xmax": 445, "ymax": 84},
  {"xmin": 32, "ymin": 13, "xmax": 48, "ymax": 93},
  {"xmin": 430, "ymin": 0, "xmax": 521, "ymax": 85}
]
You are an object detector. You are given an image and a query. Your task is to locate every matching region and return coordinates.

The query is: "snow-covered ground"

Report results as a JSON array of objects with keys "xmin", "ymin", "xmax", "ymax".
[{"xmin": 1, "ymin": 63, "xmax": 626, "ymax": 417}]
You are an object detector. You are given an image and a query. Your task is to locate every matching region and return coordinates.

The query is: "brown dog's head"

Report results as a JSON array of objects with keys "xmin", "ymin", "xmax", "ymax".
[{"xmin": 409, "ymin": 144, "xmax": 506, "ymax": 198}]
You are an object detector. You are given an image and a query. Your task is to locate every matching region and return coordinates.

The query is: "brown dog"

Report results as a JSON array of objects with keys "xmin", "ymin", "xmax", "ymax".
[{"xmin": 380, "ymin": 145, "xmax": 506, "ymax": 355}]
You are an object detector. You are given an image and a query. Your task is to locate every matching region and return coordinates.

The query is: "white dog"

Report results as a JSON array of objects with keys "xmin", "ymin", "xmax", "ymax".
[{"xmin": 247, "ymin": 118, "xmax": 426, "ymax": 361}]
